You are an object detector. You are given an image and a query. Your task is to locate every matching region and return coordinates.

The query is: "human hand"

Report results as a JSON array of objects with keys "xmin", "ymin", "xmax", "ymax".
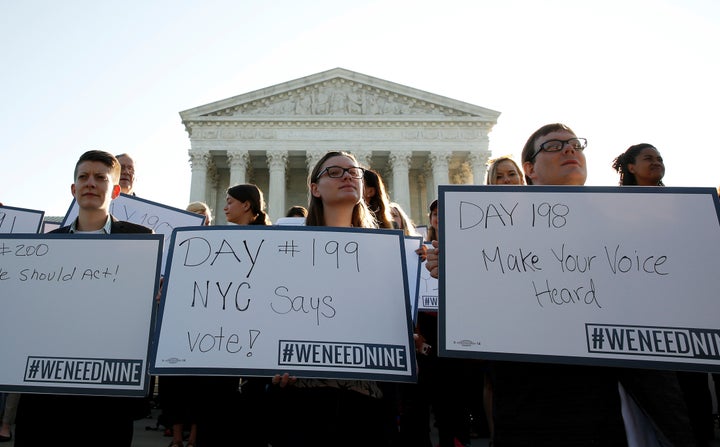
[
  {"xmin": 415, "ymin": 244, "xmax": 428, "ymax": 261},
  {"xmin": 271, "ymin": 372, "xmax": 297, "ymax": 388},
  {"xmin": 155, "ymin": 276, "xmax": 164, "ymax": 304},
  {"xmin": 425, "ymin": 240, "xmax": 439, "ymax": 278}
]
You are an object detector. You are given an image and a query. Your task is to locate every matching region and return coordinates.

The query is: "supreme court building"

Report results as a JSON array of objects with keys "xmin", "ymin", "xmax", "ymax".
[{"xmin": 180, "ymin": 68, "xmax": 500, "ymax": 225}]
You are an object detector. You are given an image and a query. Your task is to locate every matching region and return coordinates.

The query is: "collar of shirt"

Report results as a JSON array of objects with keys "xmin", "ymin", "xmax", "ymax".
[{"xmin": 69, "ymin": 215, "xmax": 113, "ymax": 234}]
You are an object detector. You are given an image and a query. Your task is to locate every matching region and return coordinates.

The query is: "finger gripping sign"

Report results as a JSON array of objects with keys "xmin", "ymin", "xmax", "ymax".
[
  {"xmin": 0, "ymin": 234, "xmax": 163, "ymax": 395},
  {"xmin": 151, "ymin": 226, "xmax": 417, "ymax": 382},
  {"xmin": 439, "ymin": 185, "xmax": 720, "ymax": 373}
]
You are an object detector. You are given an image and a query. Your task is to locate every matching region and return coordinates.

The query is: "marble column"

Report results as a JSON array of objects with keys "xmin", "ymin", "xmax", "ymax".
[
  {"xmin": 306, "ymin": 150, "xmax": 326, "ymax": 178},
  {"xmin": 468, "ymin": 151, "xmax": 491, "ymax": 185},
  {"xmin": 353, "ymin": 149, "xmax": 373, "ymax": 169},
  {"xmin": 429, "ymin": 150, "xmax": 451, "ymax": 188},
  {"xmin": 416, "ymin": 173, "xmax": 427, "ymax": 225},
  {"xmin": 424, "ymin": 161, "xmax": 436, "ymax": 205},
  {"xmin": 267, "ymin": 150, "xmax": 288, "ymax": 221},
  {"xmin": 207, "ymin": 159, "xmax": 219, "ymax": 210},
  {"xmin": 388, "ymin": 150, "xmax": 412, "ymax": 216},
  {"xmin": 188, "ymin": 151, "xmax": 210, "ymax": 203},
  {"xmin": 227, "ymin": 151, "xmax": 249, "ymax": 186}
]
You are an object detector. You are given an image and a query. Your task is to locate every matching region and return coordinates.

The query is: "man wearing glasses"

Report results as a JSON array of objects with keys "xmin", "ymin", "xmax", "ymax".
[
  {"xmin": 116, "ymin": 153, "xmax": 136, "ymax": 196},
  {"xmin": 427, "ymin": 124, "xmax": 693, "ymax": 446},
  {"xmin": 489, "ymin": 123, "xmax": 693, "ymax": 446},
  {"xmin": 521, "ymin": 128, "xmax": 587, "ymax": 186}
]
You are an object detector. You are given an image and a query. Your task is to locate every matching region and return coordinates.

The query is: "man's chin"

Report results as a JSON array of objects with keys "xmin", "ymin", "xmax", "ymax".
[{"xmin": 77, "ymin": 197, "xmax": 104, "ymax": 209}]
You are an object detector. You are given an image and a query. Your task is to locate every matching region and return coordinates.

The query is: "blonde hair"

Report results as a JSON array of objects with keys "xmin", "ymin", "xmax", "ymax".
[
  {"xmin": 390, "ymin": 202, "xmax": 419, "ymax": 236},
  {"xmin": 186, "ymin": 201, "xmax": 212, "ymax": 225},
  {"xmin": 485, "ymin": 156, "xmax": 524, "ymax": 185}
]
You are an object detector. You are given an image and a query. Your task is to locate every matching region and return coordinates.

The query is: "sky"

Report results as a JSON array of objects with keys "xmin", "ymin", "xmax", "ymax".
[{"xmin": 1, "ymin": 0, "xmax": 719, "ymax": 218}]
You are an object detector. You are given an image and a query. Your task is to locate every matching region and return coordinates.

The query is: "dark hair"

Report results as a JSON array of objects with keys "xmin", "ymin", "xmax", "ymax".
[
  {"xmin": 226, "ymin": 184, "xmax": 271, "ymax": 225},
  {"xmin": 521, "ymin": 123, "xmax": 575, "ymax": 185},
  {"xmin": 612, "ymin": 144, "xmax": 664, "ymax": 186},
  {"xmin": 74, "ymin": 150, "xmax": 120, "ymax": 183},
  {"xmin": 363, "ymin": 169, "xmax": 394, "ymax": 229},
  {"xmin": 285, "ymin": 205, "xmax": 308, "ymax": 218},
  {"xmin": 485, "ymin": 156, "xmax": 524, "ymax": 185},
  {"xmin": 306, "ymin": 151, "xmax": 375, "ymax": 228},
  {"xmin": 427, "ymin": 200, "xmax": 438, "ymax": 242}
]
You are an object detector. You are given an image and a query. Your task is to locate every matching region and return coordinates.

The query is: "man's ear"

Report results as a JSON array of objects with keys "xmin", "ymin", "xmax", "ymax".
[
  {"xmin": 71, "ymin": 183, "xmax": 77, "ymax": 198},
  {"xmin": 310, "ymin": 183, "xmax": 321, "ymax": 198},
  {"xmin": 111, "ymin": 184, "xmax": 121, "ymax": 199},
  {"xmin": 523, "ymin": 161, "xmax": 536, "ymax": 183}
]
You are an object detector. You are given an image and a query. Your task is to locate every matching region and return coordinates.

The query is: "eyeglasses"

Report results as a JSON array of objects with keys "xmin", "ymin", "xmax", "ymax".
[
  {"xmin": 530, "ymin": 138, "xmax": 587, "ymax": 161},
  {"xmin": 316, "ymin": 165, "xmax": 365, "ymax": 180}
]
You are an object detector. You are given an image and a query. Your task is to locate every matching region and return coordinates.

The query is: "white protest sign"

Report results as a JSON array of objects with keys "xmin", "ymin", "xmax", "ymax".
[
  {"xmin": 403, "ymin": 236, "xmax": 423, "ymax": 322},
  {"xmin": 0, "ymin": 234, "xmax": 163, "ymax": 395},
  {"xmin": 63, "ymin": 194, "xmax": 205, "ymax": 272},
  {"xmin": 439, "ymin": 185, "xmax": 720, "ymax": 373},
  {"xmin": 0, "ymin": 205, "xmax": 44, "ymax": 234},
  {"xmin": 417, "ymin": 243, "xmax": 439, "ymax": 312},
  {"xmin": 151, "ymin": 226, "xmax": 417, "ymax": 382}
]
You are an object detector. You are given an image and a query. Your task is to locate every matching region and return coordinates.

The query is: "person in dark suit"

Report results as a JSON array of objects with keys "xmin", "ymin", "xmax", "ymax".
[{"xmin": 15, "ymin": 150, "xmax": 154, "ymax": 447}]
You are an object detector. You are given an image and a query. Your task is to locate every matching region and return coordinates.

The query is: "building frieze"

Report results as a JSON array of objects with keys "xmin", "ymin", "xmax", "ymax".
[
  {"xmin": 187, "ymin": 124, "xmax": 489, "ymax": 142},
  {"xmin": 199, "ymin": 79, "xmax": 474, "ymax": 119}
]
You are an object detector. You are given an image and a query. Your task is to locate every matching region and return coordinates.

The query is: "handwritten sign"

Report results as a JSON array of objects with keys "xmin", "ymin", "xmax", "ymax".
[
  {"xmin": 63, "ymin": 194, "xmax": 205, "ymax": 272},
  {"xmin": 151, "ymin": 226, "xmax": 417, "ymax": 382},
  {"xmin": 439, "ymin": 186, "xmax": 720, "ymax": 373},
  {"xmin": 403, "ymin": 236, "xmax": 423, "ymax": 321},
  {"xmin": 0, "ymin": 205, "xmax": 44, "ymax": 234},
  {"xmin": 417, "ymin": 243, "xmax": 439, "ymax": 313},
  {"xmin": 0, "ymin": 234, "xmax": 163, "ymax": 395}
]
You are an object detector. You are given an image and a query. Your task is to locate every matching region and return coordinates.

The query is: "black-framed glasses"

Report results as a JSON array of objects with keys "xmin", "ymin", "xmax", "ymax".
[
  {"xmin": 316, "ymin": 165, "xmax": 365, "ymax": 180},
  {"xmin": 531, "ymin": 138, "xmax": 587, "ymax": 160}
]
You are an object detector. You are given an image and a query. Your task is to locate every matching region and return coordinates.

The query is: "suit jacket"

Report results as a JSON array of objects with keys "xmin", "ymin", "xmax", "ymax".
[
  {"xmin": 15, "ymin": 216, "xmax": 154, "ymax": 447},
  {"xmin": 51, "ymin": 215, "xmax": 153, "ymax": 234}
]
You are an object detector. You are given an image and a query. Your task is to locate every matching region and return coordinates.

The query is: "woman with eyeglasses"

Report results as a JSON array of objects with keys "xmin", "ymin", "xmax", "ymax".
[
  {"xmin": 270, "ymin": 151, "xmax": 394, "ymax": 447},
  {"xmin": 612, "ymin": 144, "xmax": 665, "ymax": 186}
]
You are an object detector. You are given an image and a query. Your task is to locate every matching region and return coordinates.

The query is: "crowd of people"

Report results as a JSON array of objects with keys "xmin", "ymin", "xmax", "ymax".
[{"xmin": 1, "ymin": 122, "xmax": 719, "ymax": 447}]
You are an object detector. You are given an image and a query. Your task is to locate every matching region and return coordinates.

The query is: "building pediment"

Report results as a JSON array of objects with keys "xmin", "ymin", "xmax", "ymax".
[{"xmin": 180, "ymin": 68, "xmax": 500, "ymax": 123}]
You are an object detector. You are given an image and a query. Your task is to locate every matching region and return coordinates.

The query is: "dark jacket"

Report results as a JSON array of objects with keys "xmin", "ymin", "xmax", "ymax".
[{"xmin": 15, "ymin": 216, "xmax": 153, "ymax": 447}]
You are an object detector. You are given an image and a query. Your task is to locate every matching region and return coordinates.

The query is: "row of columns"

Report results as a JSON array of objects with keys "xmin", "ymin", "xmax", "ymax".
[{"xmin": 189, "ymin": 150, "xmax": 491, "ymax": 221}]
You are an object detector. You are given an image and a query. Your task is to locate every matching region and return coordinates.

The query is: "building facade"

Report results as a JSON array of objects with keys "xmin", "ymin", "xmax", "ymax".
[{"xmin": 180, "ymin": 68, "xmax": 500, "ymax": 225}]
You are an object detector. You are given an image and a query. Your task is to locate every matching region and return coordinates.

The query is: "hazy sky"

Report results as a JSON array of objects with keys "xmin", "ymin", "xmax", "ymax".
[{"xmin": 1, "ymin": 0, "xmax": 718, "ymax": 217}]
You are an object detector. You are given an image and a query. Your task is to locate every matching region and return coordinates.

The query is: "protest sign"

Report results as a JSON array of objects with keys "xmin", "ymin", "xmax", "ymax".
[
  {"xmin": 151, "ymin": 226, "xmax": 416, "ymax": 382},
  {"xmin": 403, "ymin": 236, "xmax": 422, "ymax": 321},
  {"xmin": 0, "ymin": 205, "xmax": 44, "ymax": 234},
  {"xmin": 439, "ymin": 185, "xmax": 720, "ymax": 372},
  {"xmin": 417, "ymin": 243, "xmax": 439, "ymax": 313},
  {"xmin": 63, "ymin": 194, "xmax": 205, "ymax": 272},
  {"xmin": 0, "ymin": 234, "xmax": 163, "ymax": 395}
]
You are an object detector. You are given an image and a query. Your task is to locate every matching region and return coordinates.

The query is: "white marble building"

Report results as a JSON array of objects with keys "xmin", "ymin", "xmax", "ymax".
[{"xmin": 180, "ymin": 68, "xmax": 500, "ymax": 225}]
